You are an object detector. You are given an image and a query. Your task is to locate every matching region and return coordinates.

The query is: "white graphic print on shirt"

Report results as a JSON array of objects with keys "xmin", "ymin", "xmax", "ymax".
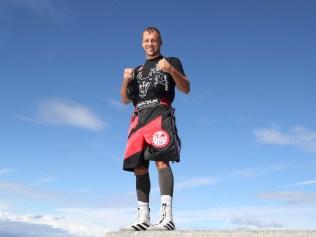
[{"xmin": 137, "ymin": 67, "xmax": 168, "ymax": 98}]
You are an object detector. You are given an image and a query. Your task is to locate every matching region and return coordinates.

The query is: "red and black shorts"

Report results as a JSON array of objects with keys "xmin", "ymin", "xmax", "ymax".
[{"xmin": 123, "ymin": 104, "xmax": 181, "ymax": 172}]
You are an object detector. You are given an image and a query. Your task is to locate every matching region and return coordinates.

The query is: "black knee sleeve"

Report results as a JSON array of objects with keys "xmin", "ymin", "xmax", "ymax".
[
  {"xmin": 136, "ymin": 173, "xmax": 151, "ymax": 202},
  {"xmin": 158, "ymin": 166, "xmax": 174, "ymax": 197}
]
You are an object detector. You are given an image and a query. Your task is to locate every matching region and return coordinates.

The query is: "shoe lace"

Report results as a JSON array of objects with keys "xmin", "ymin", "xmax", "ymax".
[
  {"xmin": 133, "ymin": 208, "xmax": 141, "ymax": 224},
  {"xmin": 134, "ymin": 207, "xmax": 150, "ymax": 224},
  {"xmin": 158, "ymin": 203, "xmax": 167, "ymax": 224}
]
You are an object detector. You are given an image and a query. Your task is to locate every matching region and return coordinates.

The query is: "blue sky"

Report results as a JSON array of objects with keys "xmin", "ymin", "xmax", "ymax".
[{"xmin": 1, "ymin": 0, "xmax": 316, "ymax": 236}]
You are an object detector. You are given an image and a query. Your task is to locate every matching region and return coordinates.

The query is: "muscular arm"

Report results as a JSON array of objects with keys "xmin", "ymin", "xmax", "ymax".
[
  {"xmin": 120, "ymin": 79, "xmax": 131, "ymax": 104},
  {"xmin": 120, "ymin": 68, "xmax": 134, "ymax": 104},
  {"xmin": 168, "ymin": 65, "xmax": 190, "ymax": 94},
  {"xmin": 158, "ymin": 58, "xmax": 190, "ymax": 94}
]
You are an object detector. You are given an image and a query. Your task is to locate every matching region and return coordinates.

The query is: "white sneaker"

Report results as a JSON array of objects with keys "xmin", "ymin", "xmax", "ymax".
[
  {"xmin": 148, "ymin": 203, "xmax": 176, "ymax": 231},
  {"xmin": 120, "ymin": 207, "xmax": 150, "ymax": 231}
]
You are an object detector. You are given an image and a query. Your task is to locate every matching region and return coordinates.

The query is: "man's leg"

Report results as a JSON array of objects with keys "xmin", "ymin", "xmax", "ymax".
[
  {"xmin": 135, "ymin": 167, "xmax": 151, "ymax": 203},
  {"xmin": 156, "ymin": 161, "xmax": 174, "ymax": 197},
  {"xmin": 149, "ymin": 161, "xmax": 176, "ymax": 231},
  {"xmin": 121, "ymin": 166, "xmax": 151, "ymax": 231}
]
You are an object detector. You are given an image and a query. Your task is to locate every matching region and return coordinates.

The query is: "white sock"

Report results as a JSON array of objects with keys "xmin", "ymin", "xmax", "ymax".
[
  {"xmin": 161, "ymin": 195, "xmax": 172, "ymax": 206},
  {"xmin": 138, "ymin": 201, "xmax": 149, "ymax": 210}
]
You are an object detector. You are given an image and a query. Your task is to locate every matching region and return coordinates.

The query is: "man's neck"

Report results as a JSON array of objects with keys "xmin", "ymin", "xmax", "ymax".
[
  {"xmin": 146, "ymin": 53, "xmax": 161, "ymax": 60},
  {"xmin": 146, "ymin": 54, "xmax": 162, "ymax": 60}
]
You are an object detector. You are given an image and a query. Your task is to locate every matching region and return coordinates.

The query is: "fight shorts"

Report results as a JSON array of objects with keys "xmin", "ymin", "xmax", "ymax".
[{"xmin": 123, "ymin": 103, "xmax": 181, "ymax": 172}]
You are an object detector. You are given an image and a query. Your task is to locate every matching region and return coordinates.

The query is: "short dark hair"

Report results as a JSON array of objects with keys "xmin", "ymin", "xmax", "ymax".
[{"xmin": 143, "ymin": 26, "xmax": 162, "ymax": 44}]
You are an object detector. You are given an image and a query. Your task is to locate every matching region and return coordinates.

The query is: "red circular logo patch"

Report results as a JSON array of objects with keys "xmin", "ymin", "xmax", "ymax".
[{"xmin": 152, "ymin": 130, "xmax": 170, "ymax": 148}]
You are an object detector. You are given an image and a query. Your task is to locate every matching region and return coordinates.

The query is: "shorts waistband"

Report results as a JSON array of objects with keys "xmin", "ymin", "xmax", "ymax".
[{"xmin": 135, "ymin": 98, "xmax": 170, "ymax": 111}]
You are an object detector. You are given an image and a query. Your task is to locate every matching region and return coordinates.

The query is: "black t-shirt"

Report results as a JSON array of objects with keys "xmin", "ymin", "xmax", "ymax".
[{"xmin": 127, "ymin": 55, "xmax": 185, "ymax": 106}]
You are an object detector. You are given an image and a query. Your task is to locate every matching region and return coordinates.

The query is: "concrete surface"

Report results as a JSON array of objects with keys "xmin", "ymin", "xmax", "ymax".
[{"xmin": 105, "ymin": 230, "xmax": 316, "ymax": 237}]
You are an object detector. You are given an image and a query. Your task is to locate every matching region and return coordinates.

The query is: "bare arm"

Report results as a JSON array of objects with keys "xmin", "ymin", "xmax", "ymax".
[
  {"xmin": 157, "ymin": 58, "xmax": 190, "ymax": 94},
  {"xmin": 120, "ymin": 68, "xmax": 134, "ymax": 104}
]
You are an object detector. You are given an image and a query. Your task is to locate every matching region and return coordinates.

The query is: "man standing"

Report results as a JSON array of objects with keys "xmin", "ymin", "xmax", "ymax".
[{"xmin": 120, "ymin": 27, "xmax": 190, "ymax": 231}]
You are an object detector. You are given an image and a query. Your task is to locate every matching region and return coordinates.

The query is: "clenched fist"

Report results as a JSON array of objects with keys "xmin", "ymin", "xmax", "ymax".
[
  {"xmin": 123, "ymin": 68, "xmax": 135, "ymax": 82},
  {"xmin": 157, "ymin": 58, "xmax": 172, "ymax": 73}
]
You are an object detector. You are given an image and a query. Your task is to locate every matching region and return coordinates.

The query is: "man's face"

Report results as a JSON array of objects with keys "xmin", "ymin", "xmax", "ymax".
[{"xmin": 142, "ymin": 31, "xmax": 161, "ymax": 59}]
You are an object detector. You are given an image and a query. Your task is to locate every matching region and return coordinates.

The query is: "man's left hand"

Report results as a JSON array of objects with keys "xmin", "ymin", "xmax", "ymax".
[{"xmin": 157, "ymin": 58, "xmax": 172, "ymax": 73}]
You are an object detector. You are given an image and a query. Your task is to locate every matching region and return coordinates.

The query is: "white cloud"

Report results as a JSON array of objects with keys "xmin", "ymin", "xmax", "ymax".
[
  {"xmin": 0, "ymin": 178, "xmax": 138, "ymax": 212},
  {"xmin": 0, "ymin": 215, "xmax": 82, "ymax": 237},
  {"xmin": 173, "ymin": 164, "xmax": 288, "ymax": 194},
  {"xmin": 0, "ymin": 220, "xmax": 79, "ymax": 237},
  {"xmin": 230, "ymin": 214, "xmax": 283, "ymax": 228},
  {"xmin": 176, "ymin": 176, "xmax": 217, "ymax": 190},
  {"xmin": 56, "ymin": 208, "xmax": 129, "ymax": 234},
  {"xmin": 30, "ymin": 176, "xmax": 56, "ymax": 186},
  {"xmin": 254, "ymin": 126, "xmax": 316, "ymax": 153},
  {"xmin": 229, "ymin": 168, "xmax": 269, "ymax": 178},
  {"xmin": 283, "ymin": 180, "xmax": 316, "ymax": 188},
  {"xmin": 228, "ymin": 163, "xmax": 289, "ymax": 179},
  {"xmin": 0, "ymin": 204, "xmax": 8, "ymax": 211},
  {"xmin": 254, "ymin": 128, "xmax": 291, "ymax": 145},
  {"xmin": 0, "ymin": 181, "xmax": 54, "ymax": 200},
  {"xmin": 108, "ymin": 99, "xmax": 126, "ymax": 110},
  {"xmin": 176, "ymin": 205, "xmax": 316, "ymax": 229},
  {"xmin": 259, "ymin": 191, "xmax": 316, "ymax": 204},
  {"xmin": 2, "ymin": 0, "xmax": 70, "ymax": 21},
  {"xmin": 0, "ymin": 168, "xmax": 12, "ymax": 177},
  {"xmin": 0, "ymin": 208, "xmax": 129, "ymax": 236},
  {"xmin": 32, "ymin": 98, "xmax": 105, "ymax": 131}
]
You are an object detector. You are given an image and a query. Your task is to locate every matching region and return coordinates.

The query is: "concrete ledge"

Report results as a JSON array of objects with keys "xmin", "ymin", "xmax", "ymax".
[{"xmin": 105, "ymin": 230, "xmax": 316, "ymax": 237}]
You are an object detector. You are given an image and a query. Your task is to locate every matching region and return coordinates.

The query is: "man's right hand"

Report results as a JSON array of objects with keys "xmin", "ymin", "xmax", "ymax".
[{"xmin": 123, "ymin": 68, "xmax": 135, "ymax": 82}]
